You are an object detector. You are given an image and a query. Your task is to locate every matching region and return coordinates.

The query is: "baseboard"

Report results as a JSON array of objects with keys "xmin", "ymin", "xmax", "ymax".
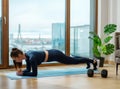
[
  {"xmin": 105, "ymin": 60, "xmax": 115, "ymax": 65},
  {"xmin": 6, "ymin": 60, "xmax": 116, "ymax": 69}
]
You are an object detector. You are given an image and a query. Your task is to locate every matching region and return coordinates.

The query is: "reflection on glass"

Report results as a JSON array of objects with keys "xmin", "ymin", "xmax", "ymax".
[
  {"xmin": 0, "ymin": 0, "xmax": 2, "ymax": 64},
  {"xmin": 9, "ymin": 0, "xmax": 65, "ymax": 65},
  {"xmin": 70, "ymin": 0, "xmax": 90, "ymax": 57}
]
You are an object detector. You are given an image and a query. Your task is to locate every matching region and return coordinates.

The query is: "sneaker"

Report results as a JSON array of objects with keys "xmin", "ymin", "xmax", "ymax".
[
  {"xmin": 93, "ymin": 59, "xmax": 98, "ymax": 70},
  {"xmin": 96, "ymin": 60, "xmax": 100, "ymax": 69},
  {"xmin": 86, "ymin": 66, "xmax": 90, "ymax": 69},
  {"xmin": 86, "ymin": 63, "xmax": 90, "ymax": 69},
  {"xmin": 90, "ymin": 63, "xmax": 94, "ymax": 69}
]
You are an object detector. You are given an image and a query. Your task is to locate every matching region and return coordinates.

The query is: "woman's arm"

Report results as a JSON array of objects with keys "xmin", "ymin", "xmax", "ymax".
[
  {"xmin": 22, "ymin": 58, "xmax": 31, "ymax": 72},
  {"xmin": 22, "ymin": 60, "xmax": 38, "ymax": 76}
]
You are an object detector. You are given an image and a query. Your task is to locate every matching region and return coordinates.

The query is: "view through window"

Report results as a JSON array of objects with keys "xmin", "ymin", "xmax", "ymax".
[
  {"xmin": 9, "ymin": 0, "xmax": 65, "ymax": 65},
  {"xmin": 70, "ymin": 0, "xmax": 91, "ymax": 57},
  {"xmin": 9, "ymin": 0, "xmax": 95, "ymax": 65}
]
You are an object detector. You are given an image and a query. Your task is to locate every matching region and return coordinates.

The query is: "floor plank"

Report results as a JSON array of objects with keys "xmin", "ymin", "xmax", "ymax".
[{"xmin": 0, "ymin": 64, "xmax": 120, "ymax": 89}]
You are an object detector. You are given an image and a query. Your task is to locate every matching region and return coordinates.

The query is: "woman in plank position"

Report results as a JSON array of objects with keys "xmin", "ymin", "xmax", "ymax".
[{"xmin": 10, "ymin": 48, "xmax": 98, "ymax": 76}]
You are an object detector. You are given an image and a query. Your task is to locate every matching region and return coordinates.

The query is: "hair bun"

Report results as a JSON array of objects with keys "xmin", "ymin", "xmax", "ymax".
[{"xmin": 12, "ymin": 48, "xmax": 18, "ymax": 51}]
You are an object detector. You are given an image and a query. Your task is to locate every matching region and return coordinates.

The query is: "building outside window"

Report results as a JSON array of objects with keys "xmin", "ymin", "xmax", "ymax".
[
  {"xmin": 0, "ymin": 0, "xmax": 96, "ymax": 66},
  {"xmin": 9, "ymin": 0, "xmax": 66, "ymax": 65}
]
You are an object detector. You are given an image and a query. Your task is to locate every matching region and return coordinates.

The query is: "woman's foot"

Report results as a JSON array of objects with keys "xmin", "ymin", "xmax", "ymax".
[
  {"xmin": 93, "ymin": 59, "xmax": 98, "ymax": 70},
  {"xmin": 86, "ymin": 63, "xmax": 90, "ymax": 69},
  {"xmin": 86, "ymin": 66, "xmax": 90, "ymax": 69}
]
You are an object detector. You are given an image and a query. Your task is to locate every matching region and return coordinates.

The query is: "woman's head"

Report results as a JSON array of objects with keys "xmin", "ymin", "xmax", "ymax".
[
  {"xmin": 10, "ymin": 48, "xmax": 23, "ymax": 58},
  {"xmin": 10, "ymin": 48, "xmax": 25, "ymax": 70}
]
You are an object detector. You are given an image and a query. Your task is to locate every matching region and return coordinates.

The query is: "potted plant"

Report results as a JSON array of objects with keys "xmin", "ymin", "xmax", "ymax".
[{"xmin": 89, "ymin": 24, "xmax": 117, "ymax": 67}]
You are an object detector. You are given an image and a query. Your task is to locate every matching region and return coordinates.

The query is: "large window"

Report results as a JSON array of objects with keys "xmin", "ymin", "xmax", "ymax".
[
  {"xmin": 9, "ymin": 0, "xmax": 65, "ymax": 65},
  {"xmin": 0, "ymin": 0, "xmax": 2, "ymax": 64},
  {"xmin": 70, "ymin": 0, "xmax": 95, "ymax": 57},
  {"xmin": 7, "ymin": 0, "xmax": 97, "ymax": 65}
]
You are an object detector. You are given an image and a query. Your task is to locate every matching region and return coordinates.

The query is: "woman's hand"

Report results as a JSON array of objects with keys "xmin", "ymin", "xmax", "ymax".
[{"xmin": 16, "ymin": 69, "xmax": 23, "ymax": 76}]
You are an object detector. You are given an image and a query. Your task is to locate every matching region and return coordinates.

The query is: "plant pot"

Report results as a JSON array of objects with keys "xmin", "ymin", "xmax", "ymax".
[{"xmin": 95, "ymin": 57, "xmax": 105, "ymax": 67}]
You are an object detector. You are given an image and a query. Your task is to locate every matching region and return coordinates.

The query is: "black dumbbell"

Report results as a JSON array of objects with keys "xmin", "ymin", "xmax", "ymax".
[
  {"xmin": 87, "ymin": 69, "xmax": 94, "ymax": 77},
  {"xmin": 101, "ymin": 69, "xmax": 108, "ymax": 78},
  {"xmin": 87, "ymin": 69, "xmax": 108, "ymax": 78}
]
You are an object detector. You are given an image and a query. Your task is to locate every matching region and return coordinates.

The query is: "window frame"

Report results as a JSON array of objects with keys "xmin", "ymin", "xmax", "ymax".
[{"xmin": 0, "ymin": 0, "xmax": 98, "ymax": 68}]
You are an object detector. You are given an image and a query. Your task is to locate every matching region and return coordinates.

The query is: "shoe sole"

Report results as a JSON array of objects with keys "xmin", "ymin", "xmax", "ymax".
[
  {"xmin": 89, "ymin": 59, "xmax": 100, "ymax": 70},
  {"xmin": 96, "ymin": 60, "xmax": 100, "ymax": 69}
]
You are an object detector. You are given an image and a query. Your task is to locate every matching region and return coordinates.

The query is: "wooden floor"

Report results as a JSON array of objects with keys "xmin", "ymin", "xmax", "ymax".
[{"xmin": 0, "ymin": 64, "xmax": 120, "ymax": 89}]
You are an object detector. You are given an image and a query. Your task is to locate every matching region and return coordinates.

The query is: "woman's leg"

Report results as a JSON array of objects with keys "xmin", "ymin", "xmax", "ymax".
[
  {"xmin": 60, "ymin": 55, "xmax": 98, "ymax": 70},
  {"xmin": 55, "ymin": 52, "xmax": 94, "ymax": 68},
  {"xmin": 48, "ymin": 49, "xmax": 97, "ymax": 70},
  {"xmin": 71, "ymin": 56, "xmax": 94, "ymax": 68}
]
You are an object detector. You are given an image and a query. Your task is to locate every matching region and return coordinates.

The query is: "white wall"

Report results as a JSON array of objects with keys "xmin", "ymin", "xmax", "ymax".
[
  {"xmin": 98, "ymin": 0, "xmax": 119, "ymax": 61},
  {"xmin": 98, "ymin": 0, "xmax": 109, "ymax": 40},
  {"xmin": 117, "ymin": 0, "xmax": 120, "ymax": 30}
]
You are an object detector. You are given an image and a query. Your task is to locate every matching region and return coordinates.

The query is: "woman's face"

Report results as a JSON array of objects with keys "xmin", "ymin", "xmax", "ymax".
[{"xmin": 12, "ymin": 54, "xmax": 25, "ymax": 62}]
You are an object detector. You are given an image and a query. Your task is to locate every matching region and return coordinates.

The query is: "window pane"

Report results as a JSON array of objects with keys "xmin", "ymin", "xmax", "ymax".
[
  {"xmin": 70, "ymin": 0, "xmax": 91, "ymax": 57},
  {"xmin": 0, "ymin": 0, "xmax": 2, "ymax": 64},
  {"xmin": 9, "ymin": 0, "xmax": 65, "ymax": 65}
]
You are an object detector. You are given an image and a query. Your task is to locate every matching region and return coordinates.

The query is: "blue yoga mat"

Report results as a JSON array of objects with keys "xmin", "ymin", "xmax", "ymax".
[{"xmin": 5, "ymin": 67, "xmax": 99, "ymax": 80}]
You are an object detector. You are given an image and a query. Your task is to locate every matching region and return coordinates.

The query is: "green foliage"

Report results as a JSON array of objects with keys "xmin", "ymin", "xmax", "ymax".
[
  {"xmin": 104, "ymin": 24, "xmax": 117, "ymax": 35},
  {"xmin": 89, "ymin": 24, "xmax": 117, "ymax": 57}
]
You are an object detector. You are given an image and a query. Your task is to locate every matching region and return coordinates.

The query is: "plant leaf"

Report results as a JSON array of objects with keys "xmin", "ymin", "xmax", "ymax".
[
  {"xmin": 93, "ymin": 46, "xmax": 101, "ymax": 57},
  {"xmin": 104, "ymin": 24, "xmax": 117, "ymax": 35},
  {"xmin": 104, "ymin": 36, "xmax": 113, "ymax": 43},
  {"xmin": 102, "ymin": 43, "xmax": 115, "ymax": 55},
  {"xmin": 89, "ymin": 32, "xmax": 102, "ymax": 46}
]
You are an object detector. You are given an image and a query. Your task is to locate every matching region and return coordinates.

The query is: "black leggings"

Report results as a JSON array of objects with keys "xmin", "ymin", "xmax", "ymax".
[{"xmin": 47, "ymin": 49, "xmax": 93, "ymax": 66}]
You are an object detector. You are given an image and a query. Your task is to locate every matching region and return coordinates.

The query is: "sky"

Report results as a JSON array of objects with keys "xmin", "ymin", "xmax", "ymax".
[
  {"xmin": 9, "ymin": 0, "xmax": 65, "ymax": 33},
  {"xmin": 8, "ymin": 0, "xmax": 90, "ymax": 35}
]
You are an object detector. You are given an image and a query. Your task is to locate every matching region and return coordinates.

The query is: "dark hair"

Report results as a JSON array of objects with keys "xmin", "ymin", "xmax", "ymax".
[
  {"xmin": 10, "ymin": 48, "xmax": 23, "ymax": 69},
  {"xmin": 10, "ymin": 48, "xmax": 23, "ymax": 57}
]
